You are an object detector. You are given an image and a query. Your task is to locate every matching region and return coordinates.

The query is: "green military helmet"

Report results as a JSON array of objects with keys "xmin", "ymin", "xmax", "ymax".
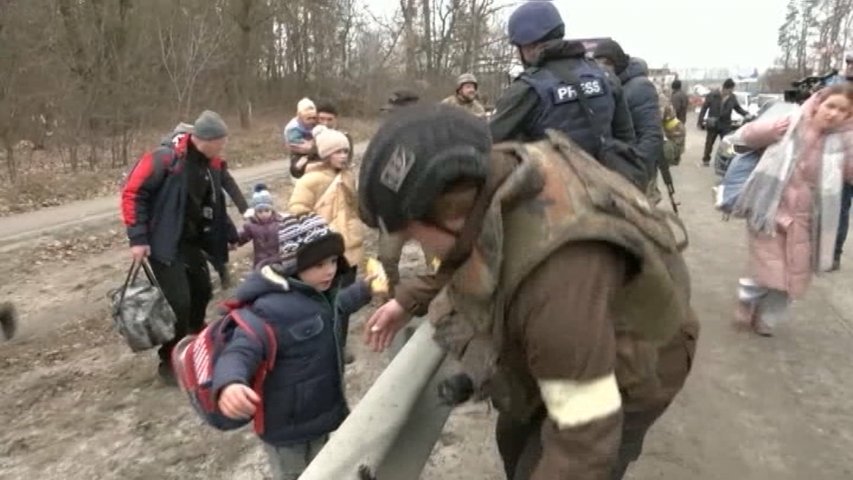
[{"xmin": 456, "ymin": 73, "xmax": 478, "ymax": 92}]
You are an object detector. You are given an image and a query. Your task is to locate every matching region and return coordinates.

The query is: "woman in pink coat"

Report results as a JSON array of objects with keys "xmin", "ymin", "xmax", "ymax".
[{"xmin": 734, "ymin": 83, "xmax": 853, "ymax": 336}]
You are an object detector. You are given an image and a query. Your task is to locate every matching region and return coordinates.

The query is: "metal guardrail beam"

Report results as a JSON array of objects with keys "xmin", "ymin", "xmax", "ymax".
[{"xmin": 299, "ymin": 321, "xmax": 454, "ymax": 480}]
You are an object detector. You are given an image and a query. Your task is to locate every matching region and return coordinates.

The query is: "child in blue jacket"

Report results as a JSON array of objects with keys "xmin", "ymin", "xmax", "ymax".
[{"xmin": 213, "ymin": 213, "xmax": 373, "ymax": 479}]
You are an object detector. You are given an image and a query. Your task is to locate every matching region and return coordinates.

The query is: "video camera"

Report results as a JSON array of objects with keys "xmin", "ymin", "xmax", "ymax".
[{"xmin": 784, "ymin": 70, "xmax": 839, "ymax": 104}]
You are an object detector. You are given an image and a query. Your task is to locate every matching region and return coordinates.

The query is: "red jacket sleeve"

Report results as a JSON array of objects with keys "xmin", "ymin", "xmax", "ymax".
[{"xmin": 121, "ymin": 149, "xmax": 169, "ymax": 246}]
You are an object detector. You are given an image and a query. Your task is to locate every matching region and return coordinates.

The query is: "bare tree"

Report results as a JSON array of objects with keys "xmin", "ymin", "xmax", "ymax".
[
  {"xmin": 779, "ymin": 0, "xmax": 800, "ymax": 70},
  {"xmin": 0, "ymin": 0, "xmax": 511, "ymax": 187},
  {"xmin": 157, "ymin": 2, "xmax": 229, "ymax": 118}
]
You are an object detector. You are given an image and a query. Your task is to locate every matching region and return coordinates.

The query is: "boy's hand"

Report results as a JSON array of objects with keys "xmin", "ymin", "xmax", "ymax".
[
  {"xmin": 364, "ymin": 299, "xmax": 411, "ymax": 352},
  {"xmin": 218, "ymin": 384, "xmax": 259, "ymax": 420}
]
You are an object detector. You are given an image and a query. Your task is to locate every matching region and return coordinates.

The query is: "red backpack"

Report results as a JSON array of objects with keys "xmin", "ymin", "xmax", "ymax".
[{"xmin": 171, "ymin": 301, "xmax": 277, "ymax": 433}]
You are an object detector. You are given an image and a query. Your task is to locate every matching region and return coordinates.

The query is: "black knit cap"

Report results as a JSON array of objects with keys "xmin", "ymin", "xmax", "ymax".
[
  {"xmin": 358, "ymin": 104, "xmax": 492, "ymax": 232},
  {"xmin": 278, "ymin": 214, "xmax": 346, "ymax": 272}
]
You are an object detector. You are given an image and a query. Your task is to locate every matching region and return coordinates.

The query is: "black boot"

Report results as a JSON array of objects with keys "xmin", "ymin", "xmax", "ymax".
[{"xmin": 158, "ymin": 361, "xmax": 178, "ymax": 386}]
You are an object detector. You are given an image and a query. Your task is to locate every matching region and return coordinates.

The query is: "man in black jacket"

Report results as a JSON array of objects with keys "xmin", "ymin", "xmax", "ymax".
[
  {"xmin": 121, "ymin": 110, "xmax": 237, "ymax": 383},
  {"xmin": 489, "ymin": 3, "xmax": 635, "ymax": 158},
  {"xmin": 698, "ymin": 78, "xmax": 748, "ymax": 166}
]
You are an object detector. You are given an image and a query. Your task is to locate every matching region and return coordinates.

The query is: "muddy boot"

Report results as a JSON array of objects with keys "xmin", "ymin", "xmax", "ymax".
[
  {"xmin": 0, "ymin": 302, "xmax": 17, "ymax": 341},
  {"xmin": 158, "ymin": 361, "xmax": 178, "ymax": 386}
]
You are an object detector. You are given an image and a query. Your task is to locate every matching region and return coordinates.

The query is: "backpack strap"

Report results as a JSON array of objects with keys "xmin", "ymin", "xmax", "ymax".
[
  {"xmin": 315, "ymin": 173, "xmax": 343, "ymax": 209},
  {"xmin": 228, "ymin": 308, "xmax": 277, "ymax": 435}
]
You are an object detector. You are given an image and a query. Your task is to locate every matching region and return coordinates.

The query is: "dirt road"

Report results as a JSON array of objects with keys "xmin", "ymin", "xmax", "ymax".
[
  {"xmin": 2, "ymin": 127, "xmax": 853, "ymax": 479},
  {"xmin": 0, "ymin": 143, "xmax": 367, "ymax": 252}
]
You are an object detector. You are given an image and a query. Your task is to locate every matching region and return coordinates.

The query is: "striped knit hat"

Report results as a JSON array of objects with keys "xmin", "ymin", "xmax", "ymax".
[{"xmin": 278, "ymin": 213, "xmax": 345, "ymax": 272}]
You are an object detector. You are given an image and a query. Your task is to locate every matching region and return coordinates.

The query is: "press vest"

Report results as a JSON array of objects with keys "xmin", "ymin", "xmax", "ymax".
[{"xmin": 519, "ymin": 61, "xmax": 616, "ymax": 156}]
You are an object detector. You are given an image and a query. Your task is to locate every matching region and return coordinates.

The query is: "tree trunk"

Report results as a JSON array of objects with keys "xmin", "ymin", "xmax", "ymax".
[
  {"xmin": 234, "ymin": 0, "xmax": 254, "ymax": 130},
  {"xmin": 2, "ymin": 137, "xmax": 16, "ymax": 183},
  {"xmin": 401, "ymin": 0, "xmax": 418, "ymax": 77},
  {"xmin": 422, "ymin": 0, "xmax": 433, "ymax": 74}
]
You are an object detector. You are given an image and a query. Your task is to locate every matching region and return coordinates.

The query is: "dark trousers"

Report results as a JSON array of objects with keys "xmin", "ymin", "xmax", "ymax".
[
  {"xmin": 495, "ymin": 407, "xmax": 664, "ymax": 480},
  {"xmin": 835, "ymin": 184, "xmax": 853, "ymax": 261},
  {"xmin": 702, "ymin": 127, "xmax": 729, "ymax": 164},
  {"xmin": 149, "ymin": 244, "xmax": 212, "ymax": 363}
]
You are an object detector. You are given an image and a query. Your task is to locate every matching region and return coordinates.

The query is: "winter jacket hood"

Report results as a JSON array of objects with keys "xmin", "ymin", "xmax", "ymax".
[
  {"xmin": 232, "ymin": 264, "xmax": 306, "ymax": 304},
  {"xmin": 618, "ymin": 58, "xmax": 649, "ymax": 85}
]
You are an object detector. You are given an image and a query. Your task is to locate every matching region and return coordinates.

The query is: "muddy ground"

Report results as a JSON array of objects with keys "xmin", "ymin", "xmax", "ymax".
[{"xmin": 2, "ymin": 127, "xmax": 853, "ymax": 479}]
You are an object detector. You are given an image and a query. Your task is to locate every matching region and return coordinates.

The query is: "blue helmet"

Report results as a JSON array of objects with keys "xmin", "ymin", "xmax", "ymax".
[{"xmin": 507, "ymin": 1, "xmax": 565, "ymax": 46}]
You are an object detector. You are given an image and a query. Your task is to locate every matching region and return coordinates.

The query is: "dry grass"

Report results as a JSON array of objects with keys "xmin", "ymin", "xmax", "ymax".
[{"xmin": 0, "ymin": 114, "xmax": 377, "ymax": 216}]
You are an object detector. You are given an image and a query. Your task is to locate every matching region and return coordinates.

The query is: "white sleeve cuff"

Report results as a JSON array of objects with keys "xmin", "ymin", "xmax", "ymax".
[{"xmin": 538, "ymin": 373, "xmax": 622, "ymax": 429}]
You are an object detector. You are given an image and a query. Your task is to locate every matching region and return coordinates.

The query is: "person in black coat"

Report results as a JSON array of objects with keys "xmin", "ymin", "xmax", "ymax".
[
  {"xmin": 670, "ymin": 79, "xmax": 689, "ymax": 124},
  {"xmin": 594, "ymin": 40, "xmax": 663, "ymax": 182},
  {"xmin": 698, "ymin": 78, "xmax": 749, "ymax": 166},
  {"xmin": 121, "ymin": 111, "xmax": 238, "ymax": 383}
]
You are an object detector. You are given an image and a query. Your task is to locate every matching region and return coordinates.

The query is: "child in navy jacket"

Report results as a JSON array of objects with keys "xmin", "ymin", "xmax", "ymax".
[{"xmin": 213, "ymin": 213, "xmax": 373, "ymax": 479}]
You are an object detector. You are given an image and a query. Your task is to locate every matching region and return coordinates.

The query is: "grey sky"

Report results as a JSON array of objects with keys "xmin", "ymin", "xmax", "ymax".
[{"xmin": 364, "ymin": 0, "xmax": 787, "ymax": 71}]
